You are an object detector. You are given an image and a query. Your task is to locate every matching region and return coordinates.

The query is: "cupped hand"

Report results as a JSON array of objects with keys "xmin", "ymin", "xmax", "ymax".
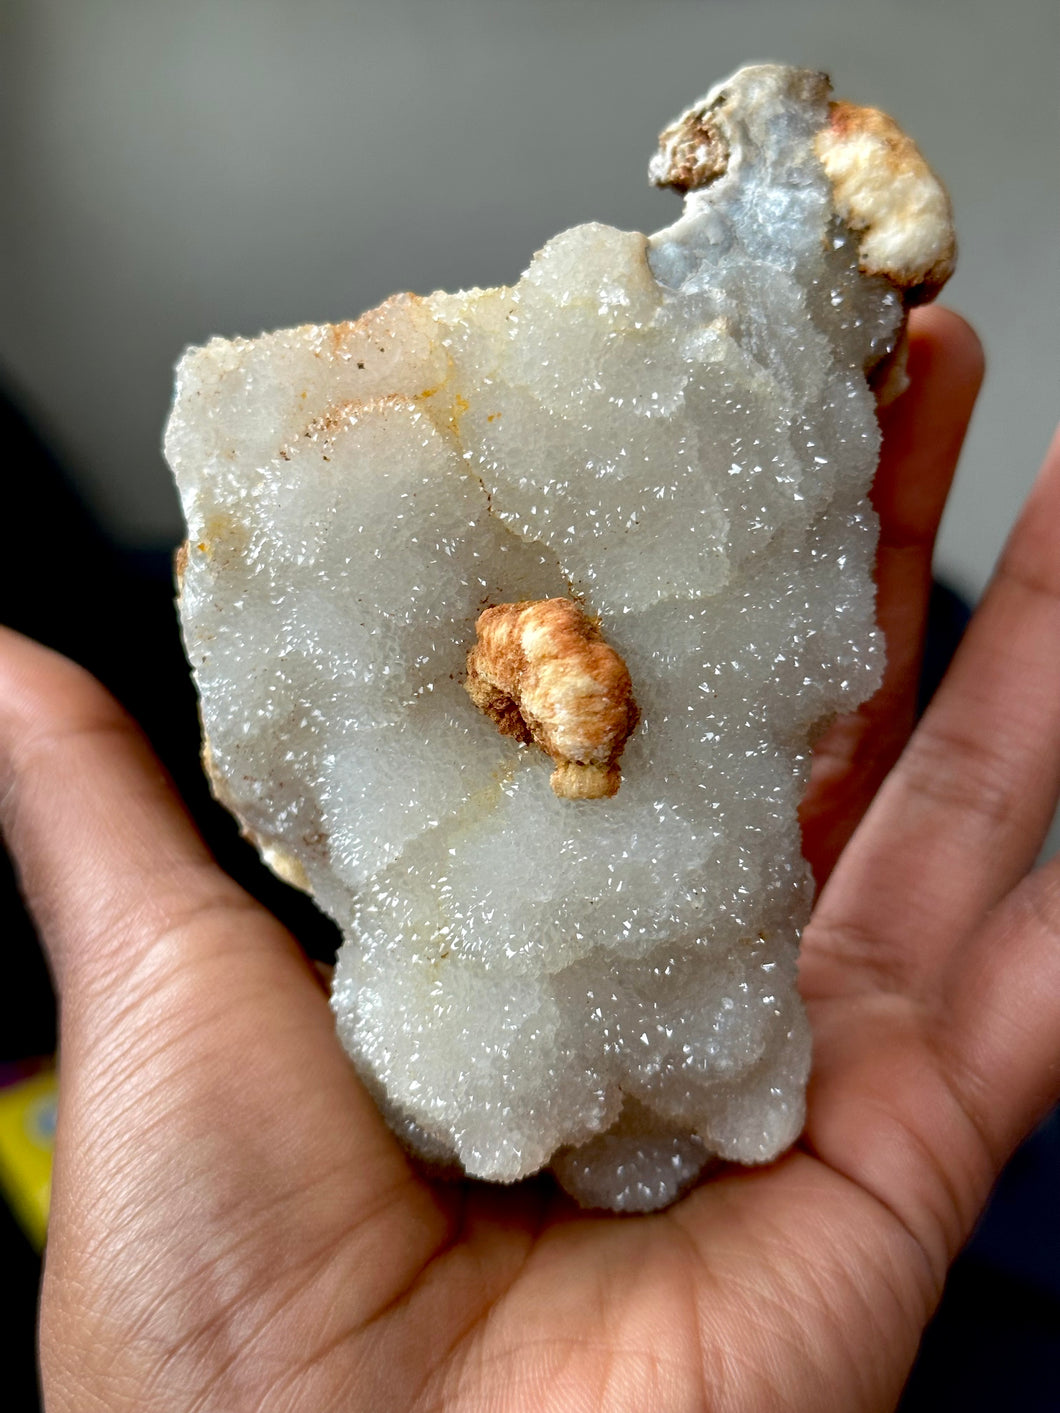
[{"xmin": 5, "ymin": 307, "xmax": 1060, "ymax": 1413}]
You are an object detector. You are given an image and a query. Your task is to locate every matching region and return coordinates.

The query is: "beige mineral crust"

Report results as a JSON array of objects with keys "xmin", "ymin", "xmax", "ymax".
[{"xmin": 165, "ymin": 64, "xmax": 954, "ymax": 1212}]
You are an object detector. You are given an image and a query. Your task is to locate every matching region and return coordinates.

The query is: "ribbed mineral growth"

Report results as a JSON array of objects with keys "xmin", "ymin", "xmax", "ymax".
[
  {"xmin": 465, "ymin": 598, "xmax": 639, "ymax": 801},
  {"xmin": 165, "ymin": 64, "xmax": 955, "ymax": 1211}
]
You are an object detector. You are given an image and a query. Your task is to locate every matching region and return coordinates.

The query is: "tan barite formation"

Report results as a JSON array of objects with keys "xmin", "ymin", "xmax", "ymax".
[
  {"xmin": 466, "ymin": 599, "xmax": 638, "ymax": 800},
  {"xmin": 653, "ymin": 84, "xmax": 954, "ymax": 292},
  {"xmin": 166, "ymin": 64, "xmax": 955, "ymax": 1211}
]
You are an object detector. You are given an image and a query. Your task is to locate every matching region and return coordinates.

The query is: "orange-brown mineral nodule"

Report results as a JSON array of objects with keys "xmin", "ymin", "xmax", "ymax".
[{"xmin": 465, "ymin": 598, "xmax": 639, "ymax": 799}]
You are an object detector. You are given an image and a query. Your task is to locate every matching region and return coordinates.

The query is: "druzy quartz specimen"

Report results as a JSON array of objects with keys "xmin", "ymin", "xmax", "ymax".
[{"xmin": 165, "ymin": 65, "xmax": 955, "ymax": 1211}]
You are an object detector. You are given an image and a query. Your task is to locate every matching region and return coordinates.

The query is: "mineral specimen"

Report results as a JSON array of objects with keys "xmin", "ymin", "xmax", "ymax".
[{"xmin": 165, "ymin": 64, "xmax": 954, "ymax": 1211}]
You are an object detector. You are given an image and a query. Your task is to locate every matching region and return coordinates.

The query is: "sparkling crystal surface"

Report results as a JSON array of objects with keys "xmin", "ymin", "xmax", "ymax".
[{"xmin": 165, "ymin": 65, "xmax": 937, "ymax": 1210}]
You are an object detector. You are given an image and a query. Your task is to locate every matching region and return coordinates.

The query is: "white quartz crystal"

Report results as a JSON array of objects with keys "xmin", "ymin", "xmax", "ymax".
[{"xmin": 165, "ymin": 65, "xmax": 954, "ymax": 1210}]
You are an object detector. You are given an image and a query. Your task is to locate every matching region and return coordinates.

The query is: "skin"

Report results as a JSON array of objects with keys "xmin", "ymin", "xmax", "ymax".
[{"xmin": 3, "ymin": 306, "xmax": 1059, "ymax": 1411}]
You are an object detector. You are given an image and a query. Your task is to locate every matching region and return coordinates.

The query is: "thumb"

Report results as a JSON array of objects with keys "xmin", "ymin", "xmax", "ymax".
[{"xmin": 0, "ymin": 629, "xmax": 434, "ymax": 1401}]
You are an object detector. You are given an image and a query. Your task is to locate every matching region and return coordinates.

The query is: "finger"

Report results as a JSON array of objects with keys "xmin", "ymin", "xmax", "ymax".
[
  {"xmin": 0, "ymin": 626, "xmax": 416, "ymax": 1202},
  {"xmin": 0, "ymin": 628, "xmax": 464, "ymax": 1389},
  {"xmin": 0, "ymin": 624, "xmax": 302, "ymax": 1002},
  {"xmin": 800, "ymin": 306, "xmax": 984, "ymax": 886},
  {"xmin": 806, "ymin": 423, "xmax": 1060, "ymax": 997},
  {"xmin": 937, "ymin": 847, "xmax": 1060, "ymax": 1170}
]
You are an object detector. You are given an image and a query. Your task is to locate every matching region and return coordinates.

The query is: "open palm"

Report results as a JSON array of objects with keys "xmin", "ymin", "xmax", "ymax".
[{"xmin": 5, "ymin": 307, "xmax": 1060, "ymax": 1412}]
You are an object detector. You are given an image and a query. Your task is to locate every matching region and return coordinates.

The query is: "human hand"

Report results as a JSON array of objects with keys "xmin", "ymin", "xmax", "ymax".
[{"xmin": 5, "ymin": 306, "xmax": 1060, "ymax": 1412}]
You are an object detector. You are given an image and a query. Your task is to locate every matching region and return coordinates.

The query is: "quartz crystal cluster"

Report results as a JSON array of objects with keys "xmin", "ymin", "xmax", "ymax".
[{"xmin": 165, "ymin": 65, "xmax": 954, "ymax": 1211}]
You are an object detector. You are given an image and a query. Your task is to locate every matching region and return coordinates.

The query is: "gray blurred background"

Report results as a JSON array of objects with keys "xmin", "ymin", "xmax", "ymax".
[{"xmin": 1, "ymin": 0, "xmax": 1057, "ymax": 804}]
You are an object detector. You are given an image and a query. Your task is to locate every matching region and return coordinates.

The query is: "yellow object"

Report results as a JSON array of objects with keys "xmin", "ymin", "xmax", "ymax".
[{"xmin": 0, "ymin": 1065, "xmax": 56, "ymax": 1251}]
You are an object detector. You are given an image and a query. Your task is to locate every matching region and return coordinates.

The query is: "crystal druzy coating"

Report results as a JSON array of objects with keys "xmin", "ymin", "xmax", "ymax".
[{"xmin": 165, "ymin": 65, "xmax": 954, "ymax": 1210}]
